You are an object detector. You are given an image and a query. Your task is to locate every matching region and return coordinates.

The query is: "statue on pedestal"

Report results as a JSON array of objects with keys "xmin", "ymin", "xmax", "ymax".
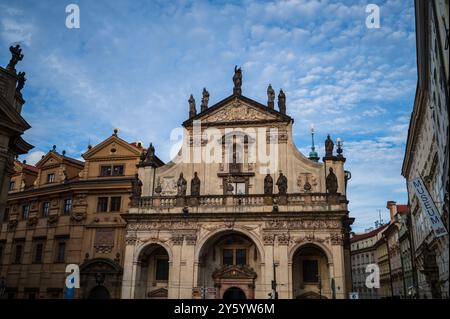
[
  {"xmin": 177, "ymin": 173, "xmax": 187, "ymax": 196},
  {"xmin": 201, "ymin": 88, "xmax": 209, "ymax": 112},
  {"xmin": 7, "ymin": 45, "xmax": 24, "ymax": 71},
  {"xmin": 325, "ymin": 134, "xmax": 334, "ymax": 157},
  {"xmin": 276, "ymin": 172, "xmax": 288, "ymax": 195},
  {"xmin": 191, "ymin": 172, "xmax": 201, "ymax": 196},
  {"xmin": 188, "ymin": 95, "xmax": 196, "ymax": 118},
  {"xmin": 131, "ymin": 174, "xmax": 143, "ymax": 205},
  {"xmin": 326, "ymin": 167, "xmax": 338, "ymax": 194},
  {"xmin": 16, "ymin": 71, "xmax": 26, "ymax": 94},
  {"xmin": 264, "ymin": 173, "xmax": 273, "ymax": 195},
  {"xmin": 267, "ymin": 84, "xmax": 275, "ymax": 109},
  {"xmin": 233, "ymin": 66, "xmax": 242, "ymax": 95},
  {"xmin": 278, "ymin": 89, "xmax": 286, "ymax": 114}
]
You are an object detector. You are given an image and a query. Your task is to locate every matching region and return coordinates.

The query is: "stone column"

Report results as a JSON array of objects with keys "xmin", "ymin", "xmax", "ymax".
[
  {"xmin": 168, "ymin": 241, "xmax": 183, "ymax": 298},
  {"xmin": 263, "ymin": 234, "xmax": 275, "ymax": 299},
  {"xmin": 180, "ymin": 235, "xmax": 196, "ymax": 298},
  {"xmin": 331, "ymin": 245, "xmax": 346, "ymax": 299},
  {"xmin": 287, "ymin": 261, "xmax": 293, "ymax": 299},
  {"xmin": 277, "ymin": 237, "xmax": 290, "ymax": 299},
  {"xmin": 121, "ymin": 240, "xmax": 137, "ymax": 299}
]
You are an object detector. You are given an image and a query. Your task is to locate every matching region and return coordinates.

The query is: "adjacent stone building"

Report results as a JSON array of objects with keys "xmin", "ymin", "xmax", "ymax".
[
  {"xmin": 121, "ymin": 69, "xmax": 354, "ymax": 299},
  {"xmin": 402, "ymin": 0, "xmax": 449, "ymax": 299},
  {"xmin": 0, "ymin": 45, "xmax": 33, "ymax": 231},
  {"xmin": 0, "ymin": 132, "xmax": 149, "ymax": 298},
  {"xmin": 350, "ymin": 224, "xmax": 387, "ymax": 299},
  {"xmin": 384, "ymin": 201, "xmax": 410, "ymax": 298}
]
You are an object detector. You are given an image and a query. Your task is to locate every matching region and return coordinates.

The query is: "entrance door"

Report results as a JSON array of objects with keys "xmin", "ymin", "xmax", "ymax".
[
  {"xmin": 88, "ymin": 285, "xmax": 111, "ymax": 299},
  {"xmin": 223, "ymin": 287, "xmax": 246, "ymax": 300}
]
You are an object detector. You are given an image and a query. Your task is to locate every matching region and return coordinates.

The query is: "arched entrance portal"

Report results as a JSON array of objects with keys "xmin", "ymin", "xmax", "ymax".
[
  {"xmin": 223, "ymin": 287, "xmax": 247, "ymax": 300},
  {"xmin": 292, "ymin": 244, "xmax": 331, "ymax": 299},
  {"xmin": 197, "ymin": 231, "xmax": 261, "ymax": 299},
  {"xmin": 135, "ymin": 244, "xmax": 170, "ymax": 299},
  {"xmin": 80, "ymin": 258, "xmax": 122, "ymax": 299}
]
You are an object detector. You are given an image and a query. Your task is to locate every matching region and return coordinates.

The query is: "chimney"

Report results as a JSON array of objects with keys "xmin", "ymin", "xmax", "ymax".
[{"xmin": 386, "ymin": 201, "xmax": 397, "ymax": 223}]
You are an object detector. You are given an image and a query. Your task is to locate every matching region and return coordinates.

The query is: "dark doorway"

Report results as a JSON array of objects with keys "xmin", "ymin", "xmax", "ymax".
[
  {"xmin": 223, "ymin": 287, "xmax": 246, "ymax": 300},
  {"xmin": 88, "ymin": 285, "xmax": 111, "ymax": 299}
]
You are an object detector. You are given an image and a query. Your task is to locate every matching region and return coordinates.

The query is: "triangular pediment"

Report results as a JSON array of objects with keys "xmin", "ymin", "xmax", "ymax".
[
  {"xmin": 183, "ymin": 94, "xmax": 292, "ymax": 127},
  {"xmin": 212, "ymin": 265, "xmax": 257, "ymax": 280},
  {"xmin": 35, "ymin": 151, "xmax": 84, "ymax": 169},
  {"xmin": 82, "ymin": 135, "xmax": 142, "ymax": 160},
  {"xmin": 35, "ymin": 152, "xmax": 63, "ymax": 168}
]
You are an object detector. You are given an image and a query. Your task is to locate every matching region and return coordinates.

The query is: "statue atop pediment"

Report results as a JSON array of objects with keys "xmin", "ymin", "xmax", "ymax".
[
  {"xmin": 233, "ymin": 66, "xmax": 242, "ymax": 95},
  {"xmin": 188, "ymin": 94, "xmax": 196, "ymax": 118},
  {"xmin": 201, "ymin": 88, "xmax": 209, "ymax": 112},
  {"xmin": 267, "ymin": 84, "xmax": 275, "ymax": 109},
  {"xmin": 278, "ymin": 89, "xmax": 286, "ymax": 114}
]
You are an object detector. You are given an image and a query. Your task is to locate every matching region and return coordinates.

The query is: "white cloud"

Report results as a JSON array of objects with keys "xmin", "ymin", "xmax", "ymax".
[{"xmin": 23, "ymin": 150, "xmax": 46, "ymax": 165}]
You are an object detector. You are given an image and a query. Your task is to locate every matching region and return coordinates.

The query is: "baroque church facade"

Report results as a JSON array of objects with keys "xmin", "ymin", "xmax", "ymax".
[{"xmin": 121, "ymin": 68, "xmax": 354, "ymax": 299}]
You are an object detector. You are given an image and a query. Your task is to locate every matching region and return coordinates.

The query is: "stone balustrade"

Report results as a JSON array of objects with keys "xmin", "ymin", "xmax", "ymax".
[{"xmin": 134, "ymin": 193, "xmax": 342, "ymax": 211}]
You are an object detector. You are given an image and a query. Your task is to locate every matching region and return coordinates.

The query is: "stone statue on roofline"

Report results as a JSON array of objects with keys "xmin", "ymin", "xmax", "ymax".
[
  {"xmin": 267, "ymin": 84, "xmax": 275, "ymax": 109},
  {"xmin": 233, "ymin": 65, "xmax": 242, "ymax": 95}
]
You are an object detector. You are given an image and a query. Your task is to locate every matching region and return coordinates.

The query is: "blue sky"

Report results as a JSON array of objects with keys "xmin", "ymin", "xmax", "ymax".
[{"xmin": 0, "ymin": 0, "xmax": 417, "ymax": 232}]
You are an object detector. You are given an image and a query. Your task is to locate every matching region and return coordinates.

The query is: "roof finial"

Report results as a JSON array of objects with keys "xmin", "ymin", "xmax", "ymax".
[
  {"xmin": 308, "ymin": 124, "xmax": 319, "ymax": 162},
  {"xmin": 52, "ymin": 145, "xmax": 56, "ymax": 152},
  {"xmin": 113, "ymin": 128, "xmax": 119, "ymax": 136}
]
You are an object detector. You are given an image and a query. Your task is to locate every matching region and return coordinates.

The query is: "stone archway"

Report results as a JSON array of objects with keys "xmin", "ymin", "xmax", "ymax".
[
  {"xmin": 134, "ymin": 243, "xmax": 171, "ymax": 299},
  {"xmin": 196, "ymin": 230, "xmax": 261, "ymax": 299},
  {"xmin": 291, "ymin": 243, "xmax": 331, "ymax": 299},
  {"xmin": 80, "ymin": 258, "xmax": 122, "ymax": 299},
  {"xmin": 223, "ymin": 287, "xmax": 247, "ymax": 300}
]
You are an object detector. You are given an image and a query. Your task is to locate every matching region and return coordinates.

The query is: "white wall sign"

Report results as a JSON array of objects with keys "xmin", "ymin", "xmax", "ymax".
[
  {"xmin": 411, "ymin": 177, "xmax": 448, "ymax": 237},
  {"xmin": 349, "ymin": 292, "xmax": 359, "ymax": 299}
]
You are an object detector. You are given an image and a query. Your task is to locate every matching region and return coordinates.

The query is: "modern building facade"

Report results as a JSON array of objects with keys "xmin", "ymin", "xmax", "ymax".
[
  {"xmin": 402, "ymin": 0, "xmax": 449, "ymax": 299},
  {"xmin": 120, "ymin": 69, "xmax": 354, "ymax": 299},
  {"xmin": 0, "ymin": 132, "xmax": 147, "ymax": 298}
]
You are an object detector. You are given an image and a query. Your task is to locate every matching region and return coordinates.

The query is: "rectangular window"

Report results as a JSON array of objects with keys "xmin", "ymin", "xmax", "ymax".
[
  {"xmin": 112, "ymin": 165, "xmax": 124, "ymax": 176},
  {"xmin": 9, "ymin": 180, "xmax": 15, "ymax": 191},
  {"xmin": 97, "ymin": 197, "xmax": 108, "ymax": 212},
  {"xmin": 110, "ymin": 197, "xmax": 121, "ymax": 212},
  {"xmin": 42, "ymin": 202, "xmax": 50, "ymax": 217},
  {"xmin": 55, "ymin": 242, "xmax": 66, "ymax": 263},
  {"xmin": 63, "ymin": 198, "xmax": 72, "ymax": 214},
  {"xmin": 34, "ymin": 242, "xmax": 44, "ymax": 263},
  {"xmin": 100, "ymin": 166, "xmax": 112, "ymax": 176},
  {"xmin": 14, "ymin": 244, "xmax": 23, "ymax": 264},
  {"xmin": 22, "ymin": 204, "xmax": 30, "ymax": 220},
  {"xmin": 155, "ymin": 258, "xmax": 169, "ymax": 281},
  {"xmin": 235, "ymin": 249, "xmax": 247, "ymax": 265},
  {"xmin": 303, "ymin": 260, "xmax": 319, "ymax": 283},
  {"xmin": 47, "ymin": 173, "xmax": 55, "ymax": 183},
  {"xmin": 223, "ymin": 249, "xmax": 233, "ymax": 265}
]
